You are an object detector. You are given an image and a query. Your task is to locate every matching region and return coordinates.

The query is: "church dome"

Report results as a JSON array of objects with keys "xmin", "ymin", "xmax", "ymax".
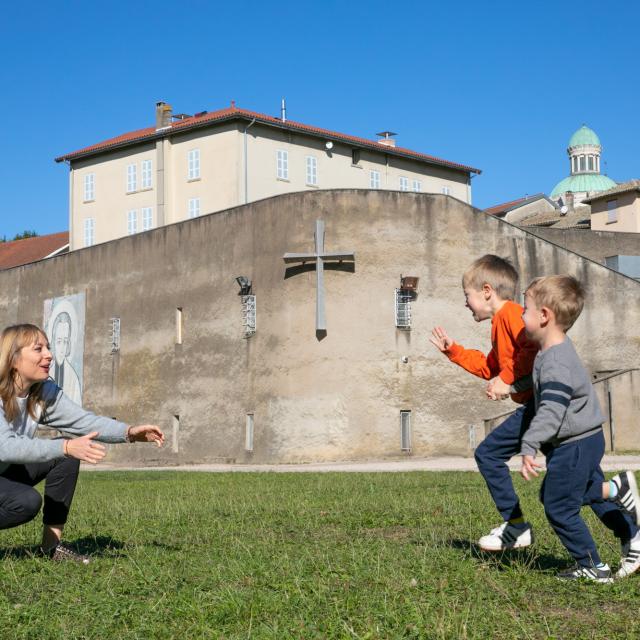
[
  {"xmin": 568, "ymin": 125, "xmax": 601, "ymax": 148},
  {"xmin": 551, "ymin": 173, "xmax": 616, "ymax": 198}
]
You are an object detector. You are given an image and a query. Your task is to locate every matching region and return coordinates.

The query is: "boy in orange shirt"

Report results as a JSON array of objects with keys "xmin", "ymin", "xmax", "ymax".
[{"xmin": 431, "ymin": 255, "xmax": 538, "ymax": 551}]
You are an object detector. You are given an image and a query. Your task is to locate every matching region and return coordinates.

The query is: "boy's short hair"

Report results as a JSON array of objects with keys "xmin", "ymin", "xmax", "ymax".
[
  {"xmin": 462, "ymin": 254, "xmax": 518, "ymax": 301},
  {"xmin": 525, "ymin": 275, "xmax": 585, "ymax": 331}
]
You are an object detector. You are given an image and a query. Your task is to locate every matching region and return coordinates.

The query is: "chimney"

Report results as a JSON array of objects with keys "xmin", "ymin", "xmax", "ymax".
[
  {"xmin": 565, "ymin": 191, "xmax": 575, "ymax": 212},
  {"xmin": 155, "ymin": 101, "xmax": 172, "ymax": 131},
  {"xmin": 376, "ymin": 131, "xmax": 397, "ymax": 147}
]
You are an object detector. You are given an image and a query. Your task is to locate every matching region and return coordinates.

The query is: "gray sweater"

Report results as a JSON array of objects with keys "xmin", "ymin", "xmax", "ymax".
[
  {"xmin": 0, "ymin": 380, "xmax": 128, "ymax": 473},
  {"xmin": 519, "ymin": 336, "xmax": 604, "ymax": 456}
]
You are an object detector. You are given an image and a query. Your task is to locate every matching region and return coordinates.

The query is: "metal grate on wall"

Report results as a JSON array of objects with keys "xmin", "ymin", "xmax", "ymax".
[
  {"xmin": 395, "ymin": 289, "xmax": 412, "ymax": 329},
  {"xmin": 110, "ymin": 317, "xmax": 121, "ymax": 353},
  {"xmin": 242, "ymin": 295, "xmax": 256, "ymax": 337}
]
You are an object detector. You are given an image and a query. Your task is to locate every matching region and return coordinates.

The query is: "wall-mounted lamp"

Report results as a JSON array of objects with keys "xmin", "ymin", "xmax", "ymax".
[
  {"xmin": 235, "ymin": 276, "xmax": 252, "ymax": 295},
  {"xmin": 400, "ymin": 276, "xmax": 419, "ymax": 292},
  {"xmin": 325, "ymin": 141, "xmax": 334, "ymax": 150}
]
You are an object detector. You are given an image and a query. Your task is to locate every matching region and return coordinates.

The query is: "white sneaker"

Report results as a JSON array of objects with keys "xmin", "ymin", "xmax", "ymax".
[
  {"xmin": 478, "ymin": 522, "xmax": 533, "ymax": 551},
  {"xmin": 616, "ymin": 529, "xmax": 640, "ymax": 579}
]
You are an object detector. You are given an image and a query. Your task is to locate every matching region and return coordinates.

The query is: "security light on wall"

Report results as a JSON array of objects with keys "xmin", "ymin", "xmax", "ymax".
[
  {"xmin": 235, "ymin": 276, "xmax": 252, "ymax": 295},
  {"xmin": 325, "ymin": 141, "xmax": 334, "ymax": 150}
]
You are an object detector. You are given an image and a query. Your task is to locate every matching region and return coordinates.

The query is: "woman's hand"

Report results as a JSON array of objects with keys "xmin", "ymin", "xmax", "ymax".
[
  {"xmin": 65, "ymin": 432, "xmax": 106, "ymax": 464},
  {"xmin": 127, "ymin": 425, "xmax": 165, "ymax": 447}
]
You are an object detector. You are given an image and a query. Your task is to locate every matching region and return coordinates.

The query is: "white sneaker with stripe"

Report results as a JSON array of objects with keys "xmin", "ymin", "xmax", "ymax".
[
  {"xmin": 617, "ymin": 529, "xmax": 640, "ymax": 579},
  {"xmin": 611, "ymin": 471, "xmax": 640, "ymax": 526},
  {"xmin": 478, "ymin": 522, "xmax": 533, "ymax": 551}
]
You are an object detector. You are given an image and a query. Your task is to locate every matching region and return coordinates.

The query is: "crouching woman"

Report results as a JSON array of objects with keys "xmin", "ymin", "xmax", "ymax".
[{"xmin": 0, "ymin": 323, "xmax": 164, "ymax": 562}]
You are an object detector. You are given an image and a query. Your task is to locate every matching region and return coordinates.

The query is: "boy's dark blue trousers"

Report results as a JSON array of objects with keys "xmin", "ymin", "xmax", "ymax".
[
  {"xmin": 541, "ymin": 430, "xmax": 638, "ymax": 567},
  {"xmin": 474, "ymin": 401, "xmax": 535, "ymax": 521}
]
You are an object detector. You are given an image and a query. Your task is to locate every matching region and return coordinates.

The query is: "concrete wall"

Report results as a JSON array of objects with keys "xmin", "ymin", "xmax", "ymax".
[
  {"xmin": 524, "ymin": 227, "xmax": 640, "ymax": 266},
  {"xmin": 3, "ymin": 190, "xmax": 639, "ymax": 465}
]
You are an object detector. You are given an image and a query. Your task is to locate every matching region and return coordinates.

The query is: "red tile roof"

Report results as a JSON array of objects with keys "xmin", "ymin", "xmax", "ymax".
[
  {"xmin": 484, "ymin": 193, "xmax": 546, "ymax": 216},
  {"xmin": 55, "ymin": 105, "xmax": 481, "ymax": 175},
  {"xmin": 0, "ymin": 232, "xmax": 69, "ymax": 270}
]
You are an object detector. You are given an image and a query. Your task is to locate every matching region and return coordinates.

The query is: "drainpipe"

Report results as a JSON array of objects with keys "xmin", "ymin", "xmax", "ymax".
[
  {"xmin": 243, "ymin": 118, "xmax": 256, "ymax": 204},
  {"xmin": 65, "ymin": 160, "xmax": 74, "ymax": 250}
]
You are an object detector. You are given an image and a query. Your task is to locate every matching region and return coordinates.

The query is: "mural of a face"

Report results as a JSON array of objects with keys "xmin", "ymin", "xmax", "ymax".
[{"xmin": 53, "ymin": 314, "xmax": 72, "ymax": 365}]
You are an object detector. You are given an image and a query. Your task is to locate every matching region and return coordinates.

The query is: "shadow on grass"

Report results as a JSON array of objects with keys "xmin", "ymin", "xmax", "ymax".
[
  {"xmin": 446, "ymin": 537, "xmax": 567, "ymax": 572},
  {"xmin": 0, "ymin": 536, "xmax": 126, "ymax": 560}
]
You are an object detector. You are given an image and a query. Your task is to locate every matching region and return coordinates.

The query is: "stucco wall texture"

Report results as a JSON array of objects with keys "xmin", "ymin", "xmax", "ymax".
[{"xmin": 1, "ymin": 190, "xmax": 638, "ymax": 465}]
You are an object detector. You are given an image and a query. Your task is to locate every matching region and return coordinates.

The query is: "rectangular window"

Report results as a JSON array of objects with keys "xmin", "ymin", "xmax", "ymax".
[
  {"xmin": 142, "ymin": 206, "xmax": 153, "ymax": 230},
  {"xmin": 277, "ymin": 149, "xmax": 289, "ymax": 180},
  {"xmin": 441, "ymin": 186, "xmax": 452, "ymax": 195},
  {"xmin": 587, "ymin": 156, "xmax": 594, "ymax": 171},
  {"xmin": 142, "ymin": 159, "xmax": 152, "ymax": 189},
  {"xmin": 370, "ymin": 170, "xmax": 380, "ymax": 189},
  {"xmin": 83, "ymin": 218, "xmax": 95, "ymax": 247},
  {"xmin": 188, "ymin": 149, "xmax": 200, "ymax": 180},
  {"xmin": 400, "ymin": 410, "xmax": 412, "ymax": 451},
  {"xmin": 399, "ymin": 176, "xmax": 409, "ymax": 191},
  {"xmin": 172, "ymin": 415, "xmax": 180, "ymax": 453},
  {"xmin": 126, "ymin": 164, "xmax": 137, "ymax": 192},
  {"xmin": 305, "ymin": 155, "xmax": 317, "ymax": 185},
  {"xmin": 176, "ymin": 308, "xmax": 183, "ymax": 345},
  {"xmin": 188, "ymin": 198, "xmax": 200, "ymax": 219},
  {"xmin": 579, "ymin": 155, "xmax": 586, "ymax": 171},
  {"xmin": 607, "ymin": 199, "xmax": 618, "ymax": 223},
  {"xmin": 127, "ymin": 210, "xmax": 138, "ymax": 235},
  {"xmin": 245, "ymin": 414, "xmax": 254, "ymax": 452},
  {"xmin": 412, "ymin": 180, "xmax": 422, "ymax": 193},
  {"xmin": 352, "ymin": 149, "xmax": 361, "ymax": 165},
  {"xmin": 84, "ymin": 173, "xmax": 95, "ymax": 201}
]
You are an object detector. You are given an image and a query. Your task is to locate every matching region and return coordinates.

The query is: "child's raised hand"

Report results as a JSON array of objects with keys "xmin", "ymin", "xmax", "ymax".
[{"xmin": 430, "ymin": 327, "xmax": 453, "ymax": 352}]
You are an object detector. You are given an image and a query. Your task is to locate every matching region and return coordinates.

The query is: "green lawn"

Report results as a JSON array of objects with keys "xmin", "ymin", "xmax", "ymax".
[{"xmin": 1, "ymin": 471, "xmax": 639, "ymax": 639}]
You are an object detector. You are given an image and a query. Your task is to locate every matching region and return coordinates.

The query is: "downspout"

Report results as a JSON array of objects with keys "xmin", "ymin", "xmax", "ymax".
[
  {"xmin": 65, "ymin": 160, "xmax": 74, "ymax": 250},
  {"xmin": 243, "ymin": 118, "xmax": 257, "ymax": 204}
]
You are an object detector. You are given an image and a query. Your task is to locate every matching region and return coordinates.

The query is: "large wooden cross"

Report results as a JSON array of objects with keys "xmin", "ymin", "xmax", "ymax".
[{"xmin": 283, "ymin": 219, "xmax": 355, "ymax": 332}]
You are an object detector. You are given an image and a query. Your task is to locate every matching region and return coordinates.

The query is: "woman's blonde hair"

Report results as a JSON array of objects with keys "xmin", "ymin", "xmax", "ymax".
[{"xmin": 0, "ymin": 324, "xmax": 49, "ymax": 423}]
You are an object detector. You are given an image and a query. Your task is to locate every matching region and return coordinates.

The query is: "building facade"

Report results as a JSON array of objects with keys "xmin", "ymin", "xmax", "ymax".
[{"xmin": 56, "ymin": 103, "xmax": 481, "ymax": 251}]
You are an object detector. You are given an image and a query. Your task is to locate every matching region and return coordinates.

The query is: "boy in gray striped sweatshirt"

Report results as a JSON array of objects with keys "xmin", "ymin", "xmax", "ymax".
[{"xmin": 519, "ymin": 275, "xmax": 640, "ymax": 582}]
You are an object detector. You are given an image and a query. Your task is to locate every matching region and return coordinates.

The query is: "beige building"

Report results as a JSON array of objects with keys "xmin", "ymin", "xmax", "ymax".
[
  {"xmin": 55, "ymin": 102, "xmax": 481, "ymax": 250},
  {"xmin": 586, "ymin": 180, "xmax": 640, "ymax": 233}
]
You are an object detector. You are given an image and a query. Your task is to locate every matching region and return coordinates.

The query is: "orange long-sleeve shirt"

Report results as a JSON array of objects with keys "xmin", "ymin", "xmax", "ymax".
[{"xmin": 444, "ymin": 300, "xmax": 538, "ymax": 404}]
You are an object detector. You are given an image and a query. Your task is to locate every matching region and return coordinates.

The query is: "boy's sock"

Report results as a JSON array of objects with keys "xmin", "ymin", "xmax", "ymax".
[
  {"xmin": 508, "ymin": 516, "xmax": 527, "ymax": 529},
  {"xmin": 609, "ymin": 479, "xmax": 619, "ymax": 499}
]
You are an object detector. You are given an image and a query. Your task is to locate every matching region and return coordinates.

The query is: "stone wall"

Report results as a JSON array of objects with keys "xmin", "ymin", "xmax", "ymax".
[{"xmin": 1, "ymin": 190, "xmax": 638, "ymax": 464}]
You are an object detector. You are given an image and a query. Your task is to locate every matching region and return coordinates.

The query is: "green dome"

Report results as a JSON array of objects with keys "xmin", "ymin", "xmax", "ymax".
[
  {"xmin": 551, "ymin": 173, "xmax": 616, "ymax": 198},
  {"xmin": 569, "ymin": 125, "xmax": 601, "ymax": 148}
]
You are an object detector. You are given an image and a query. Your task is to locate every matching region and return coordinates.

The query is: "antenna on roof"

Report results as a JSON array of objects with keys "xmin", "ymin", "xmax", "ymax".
[{"xmin": 281, "ymin": 98, "xmax": 286, "ymax": 123}]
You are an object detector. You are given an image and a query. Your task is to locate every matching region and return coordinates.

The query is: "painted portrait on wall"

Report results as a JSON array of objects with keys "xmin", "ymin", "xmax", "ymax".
[{"xmin": 43, "ymin": 292, "xmax": 86, "ymax": 405}]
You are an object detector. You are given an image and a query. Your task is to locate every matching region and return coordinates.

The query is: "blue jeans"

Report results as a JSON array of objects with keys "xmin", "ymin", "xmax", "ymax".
[
  {"xmin": 474, "ymin": 402, "xmax": 535, "ymax": 521},
  {"xmin": 541, "ymin": 430, "xmax": 638, "ymax": 567}
]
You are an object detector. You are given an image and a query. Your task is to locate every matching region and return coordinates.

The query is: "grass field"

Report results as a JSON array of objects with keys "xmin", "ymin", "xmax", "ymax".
[{"xmin": 1, "ymin": 470, "xmax": 639, "ymax": 639}]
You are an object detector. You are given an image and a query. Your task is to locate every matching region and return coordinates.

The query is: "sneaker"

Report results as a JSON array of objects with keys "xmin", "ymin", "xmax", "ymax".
[
  {"xmin": 478, "ymin": 522, "xmax": 533, "ymax": 551},
  {"xmin": 617, "ymin": 529, "xmax": 640, "ymax": 579},
  {"xmin": 611, "ymin": 471, "xmax": 640, "ymax": 525},
  {"xmin": 42, "ymin": 543, "xmax": 91, "ymax": 565},
  {"xmin": 557, "ymin": 563, "xmax": 613, "ymax": 584}
]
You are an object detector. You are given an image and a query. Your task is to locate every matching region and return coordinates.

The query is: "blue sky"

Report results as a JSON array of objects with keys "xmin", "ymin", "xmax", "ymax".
[{"xmin": 1, "ymin": 0, "xmax": 638, "ymax": 239}]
